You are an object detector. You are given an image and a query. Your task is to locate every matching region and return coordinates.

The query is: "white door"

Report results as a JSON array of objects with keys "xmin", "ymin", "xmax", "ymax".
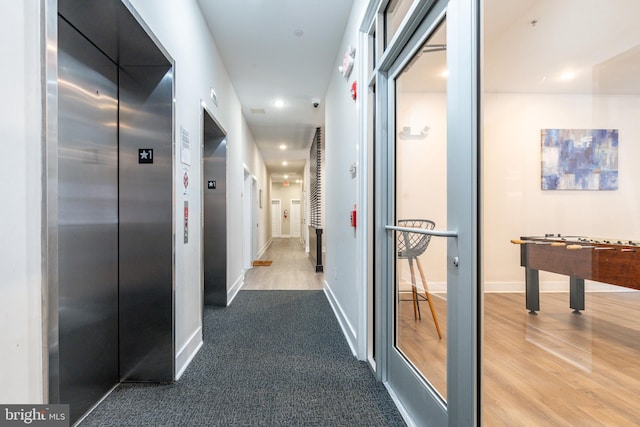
[
  {"xmin": 251, "ymin": 177, "xmax": 258, "ymax": 260},
  {"xmin": 290, "ymin": 199, "xmax": 301, "ymax": 238},
  {"xmin": 271, "ymin": 200, "xmax": 281, "ymax": 238},
  {"xmin": 243, "ymin": 169, "xmax": 251, "ymax": 269}
]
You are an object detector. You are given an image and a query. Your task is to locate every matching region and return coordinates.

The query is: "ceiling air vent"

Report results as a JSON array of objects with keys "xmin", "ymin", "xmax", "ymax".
[{"xmin": 250, "ymin": 108, "xmax": 266, "ymax": 114}]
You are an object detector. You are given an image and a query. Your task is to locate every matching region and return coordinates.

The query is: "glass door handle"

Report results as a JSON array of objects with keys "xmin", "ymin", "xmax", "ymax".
[{"xmin": 384, "ymin": 225, "xmax": 458, "ymax": 238}]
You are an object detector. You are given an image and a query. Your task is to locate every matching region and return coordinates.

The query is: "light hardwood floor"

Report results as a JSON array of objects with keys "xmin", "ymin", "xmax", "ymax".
[
  {"xmin": 398, "ymin": 291, "xmax": 640, "ymax": 425},
  {"xmin": 242, "ymin": 238, "xmax": 324, "ymax": 290}
]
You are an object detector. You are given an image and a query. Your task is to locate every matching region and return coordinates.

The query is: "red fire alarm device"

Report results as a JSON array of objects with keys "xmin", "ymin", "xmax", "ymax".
[
  {"xmin": 351, "ymin": 81, "xmax": 357, "ymax": 101},
  {"xmin": 350, "ymin": 205, "xmax": 357, "ymax": 228}
]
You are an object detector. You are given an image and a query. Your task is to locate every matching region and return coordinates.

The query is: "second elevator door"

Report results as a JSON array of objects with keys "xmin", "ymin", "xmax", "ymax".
[{"xmin": 58, "ymin": 17, "xmax": 119, "ymax": 421}]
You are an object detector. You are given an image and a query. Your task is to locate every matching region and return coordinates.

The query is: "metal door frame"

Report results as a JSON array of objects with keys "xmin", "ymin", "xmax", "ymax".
[
  {"xmin": 43, "ymin": 0, "xmax": 176, "ymax": 405},
  {"xmin": 201, "ymin": 106, "xmax": 228, "ymax": 306},
  {"xmin": 372, "ymin": 0, "xmax": 480, "ymax": 425}
]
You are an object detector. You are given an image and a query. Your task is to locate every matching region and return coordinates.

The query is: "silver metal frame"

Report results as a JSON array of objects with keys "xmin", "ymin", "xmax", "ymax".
[
  {"xmin": 201, "ymin": 104, "xmax": 229, "ymax": 306},
  {"xmin": 356, "ymin": 0, "xmax": 386, "ymax": 365},
  {"xmin": 200, "ymin": 101, "xmax": 228, "ymax": 313},
  {"xmin": 371, "ymin": 0, "xmax": 481, "ymax": 425},
  {"xmin": 445, "ymin": 1, "xmax": 480, "ymax": 424},
  {"xmin": 384, "ymin": 6, "xmax": 448, "ymax": 425},
  {"xmin": 44, "ymin": 0, "xmax": 177, "ymax": 407},
  {"xmin": 43, "ymin": 0, "xmax": 59, "ymax": 403}
]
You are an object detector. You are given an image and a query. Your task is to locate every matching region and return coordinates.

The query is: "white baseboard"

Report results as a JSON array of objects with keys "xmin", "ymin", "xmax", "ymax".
[
  {"xmin": 256, "ymin": 238, "xmax": 273, "ymax": 259},
  {"xmin": 400, "ymin": 276, "xmax": 634, "ymax": 294},
  {"xmin": 227, "ymin": 273, "xmax": 244, "ymax": 305},
  {"xmin": 484, "ymin": 281, "xmax": 633, "ymax": 293},
  {"xmin": 323, "ymin": 281, "xmax": 358, "ymax": 357},
  {"xmin": 398, "ymin": 278, "xmax": 446, "ymax": 294},
  {"xmin": 398, "ymin": 280, "xmax": 631, "ymax": 294},
  {"xmin": 175, "ymin": 326, "xmax": 203, "ymax": 380}
]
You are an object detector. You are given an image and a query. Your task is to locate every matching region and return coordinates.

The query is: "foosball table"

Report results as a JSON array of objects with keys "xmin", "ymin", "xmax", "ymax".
[{"xmin": 511, "ymin": 234, "xmax": 640, "ymax": 314}]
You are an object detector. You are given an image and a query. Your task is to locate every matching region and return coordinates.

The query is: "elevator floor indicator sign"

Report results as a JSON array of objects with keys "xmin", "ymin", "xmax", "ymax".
[{"xmin": 138, "ymin": 148, "xmax": 153, "ymax": 163}]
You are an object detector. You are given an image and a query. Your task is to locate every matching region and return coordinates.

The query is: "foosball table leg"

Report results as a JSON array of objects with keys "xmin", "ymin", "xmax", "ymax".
[
  {"xmin": 570, "ymin": 277, "xmax": 585, "ymax": 315},
  {"xmin": 525, "ymin": 268, "xmax": 540, "ymax": 315}
]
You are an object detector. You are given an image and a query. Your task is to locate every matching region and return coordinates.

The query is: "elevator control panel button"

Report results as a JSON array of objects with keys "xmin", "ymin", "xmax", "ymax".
[
  {"xmin": 138, "ymin": 148, "xmax": 154, "ymax": 163},
  {"xmin": 208, "ymin": 180, "xmax": 216, "ymax": 189}
]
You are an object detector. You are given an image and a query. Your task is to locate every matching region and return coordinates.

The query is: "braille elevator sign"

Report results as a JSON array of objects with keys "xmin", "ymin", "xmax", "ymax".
[
  {"xmin": 138, "ymin": 149, "xmax": 154, "ymax": 163},
  {"xmin": 208, "ymin": 180, "xmax": 216, "ymax": 189}
]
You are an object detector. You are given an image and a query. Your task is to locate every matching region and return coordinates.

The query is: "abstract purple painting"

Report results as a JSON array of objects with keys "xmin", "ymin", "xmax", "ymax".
[{"xmin": 541, "ymin": 129, "xmax": 618, "ymax": 190}]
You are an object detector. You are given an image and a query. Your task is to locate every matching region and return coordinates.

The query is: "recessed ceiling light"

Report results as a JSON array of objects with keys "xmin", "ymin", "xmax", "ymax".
[
  {"xmin": 560, "ymin": 71, "xmax": 576, "ymax": 81},
  {"xmin": 282, "ymin": 161, "xmax": 288, "ymax": 166},
  {"xmin": 440, "ymin": 69, "xmax": 449, "ymax": 78},
  {"xmin": 284, "ymin": 174, "xmax": 289, "ymax": 179},
  {"xmin": 279, "ymin": 144, "xmax": 287, "ymax": 150},
  {"xmin": 274, "ymin": 99, "xmax": 285, "ymax": 108},
  {"xmin": 293, "ymin": 29, "xmax": 304, "ymax": 37}
]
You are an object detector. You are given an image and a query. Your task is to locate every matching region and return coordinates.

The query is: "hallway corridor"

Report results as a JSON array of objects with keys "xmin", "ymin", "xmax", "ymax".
[
  {"xmin": 243, "ymin": 238, "xmax": 324, "ymax": 291},
  {"xmin": 78, "ymin": 239, "xmax": 404, "ymax": 426}
]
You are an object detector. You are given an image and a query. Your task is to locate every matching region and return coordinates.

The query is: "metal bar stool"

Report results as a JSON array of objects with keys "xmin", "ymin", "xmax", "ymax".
[{"xmin": 397, "ymin": 219, "xmax": 442, "ymax": 339}]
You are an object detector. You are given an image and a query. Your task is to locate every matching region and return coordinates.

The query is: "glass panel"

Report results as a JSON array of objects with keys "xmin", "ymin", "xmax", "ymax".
[
  {"xmin": 394, "ymin": 20, "xmax": 447, "ymax": 400},
  {"xmin": 369, "ymin": 30, "xmax": 376, "ymax": 73},
  {"xmin": 483, "ymin": 1, "xmax": 640, "ymax": 424},
  {"xmin": 385, "ymin": 0, "xmax": 413, "ymax": 49}
]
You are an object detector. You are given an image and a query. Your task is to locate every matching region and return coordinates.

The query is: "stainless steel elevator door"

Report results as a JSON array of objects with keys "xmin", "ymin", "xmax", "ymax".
[
  {"xmin": 58, "ymin": 18, "xmax": 119, "ymax": 421},
  {"xmin": 203, "ymin": 112, "xmax": 227, "ymax": 306},
  {"xmin": 118, "ymin": 65, "xmax": 174, "ymax": 382}
]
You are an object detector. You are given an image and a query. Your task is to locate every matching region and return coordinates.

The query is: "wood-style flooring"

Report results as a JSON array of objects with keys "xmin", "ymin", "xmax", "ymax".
[
  {"xmin": 398, "ymin": 291, "xmax": 640, "ymax": 426},
  {"xmin": 242, "ymin": 238, "xmax": 324, "ymax": 290}
]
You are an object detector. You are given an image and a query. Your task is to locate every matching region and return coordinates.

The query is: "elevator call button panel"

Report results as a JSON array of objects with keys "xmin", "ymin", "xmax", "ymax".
[{"xmin": 208, "ymin": 180, "xmax": 216, "ymax": 189}]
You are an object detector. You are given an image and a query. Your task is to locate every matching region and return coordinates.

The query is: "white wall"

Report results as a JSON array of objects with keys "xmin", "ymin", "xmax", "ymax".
[
  {"xmin": 242, "ymin": 118, "xmax": 269, "ymax": 256},
  {"xmin": 394, "ymin": 91, "xmax": 640, "ymax": 292},
  {"xmin": 392, "ymin": 91, "xmax": 640, "ymax": 292},
  {"xmin": 0, "ymin": 0, "xmax": 270, "ymax": 399},
  {"xmin": 0, "ymin": 0, "xmax": 44, "ymax": 403},
  {"xmin": 303, "ymin": 158, "xmax": 310, "ymax": 252},
  {"xmin": 119, "ymin": 0, "xmax": 270, "ymax": 375},
  {"xmin": 484, "ymin": 93, "xmax": 640, "ymax": 290},
  {"xmin": 271, "ymin": 182, "xmax": 303, "ymax": 236},
  {"xmin": 324, "ymin": 0, "xmax": 367, "ymax": 356},
  {"xmin": 396, "ymin": 93, "xmax": 447, "ymax": 290}
]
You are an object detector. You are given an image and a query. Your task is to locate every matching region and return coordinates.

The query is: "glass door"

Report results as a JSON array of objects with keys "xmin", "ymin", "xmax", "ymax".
[
  {"xmin": 481, "ymin": 1, "xmax": 640, "ymax": 425},
  {"xmin": 376, "ymin": 1, "xmax": 479, "ymax": 425}
]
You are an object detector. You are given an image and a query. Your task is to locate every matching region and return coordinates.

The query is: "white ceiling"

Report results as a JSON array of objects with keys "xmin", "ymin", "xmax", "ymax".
[
  {"xmin": 483, "ymin": 0, "xmax": 640, "ymax": 95},
  {"xmin": 195, "ymin": 0, "xmax": 640, "ymax": 180},
  {"xmin": 196, "ymin": 0, "xmax": 354, "ymax": 182},
  {"xmin": 402, "ymin": 0, "xmax": 640, "ymax": 94}
]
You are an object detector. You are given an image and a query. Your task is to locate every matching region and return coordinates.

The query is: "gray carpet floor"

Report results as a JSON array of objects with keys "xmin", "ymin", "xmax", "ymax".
[{"xmin": 80, "ymin": 290, "xmax": 406, "ymax": 426}]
